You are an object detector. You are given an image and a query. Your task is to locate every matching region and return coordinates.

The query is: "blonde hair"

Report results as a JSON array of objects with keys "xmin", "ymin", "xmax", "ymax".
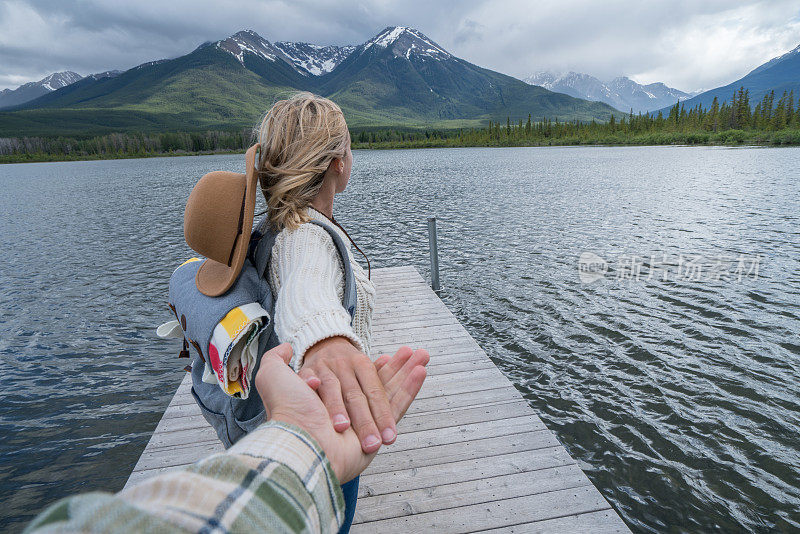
[{"xmin": 255, "ymin": 92, "xmax": 350, "ymax": 230}]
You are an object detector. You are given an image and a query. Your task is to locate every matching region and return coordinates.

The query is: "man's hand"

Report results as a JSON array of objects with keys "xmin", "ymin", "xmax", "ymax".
[
  {"xmin": 256, "ymin": 343, "xmax": 428, "ymax": 483},
  {"xmin": 299, "ymin": 337, "xmax": 397, "ymax": 453}
]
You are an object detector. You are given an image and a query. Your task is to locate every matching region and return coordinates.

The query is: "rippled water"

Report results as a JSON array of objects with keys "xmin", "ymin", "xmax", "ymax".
[{"xmin": 1, "ymin": 146, "xmax": 799, "ymax": 532}]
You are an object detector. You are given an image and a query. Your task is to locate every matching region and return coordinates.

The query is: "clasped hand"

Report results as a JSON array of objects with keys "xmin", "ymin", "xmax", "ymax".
[
  {"xmin": 298, "ymin": 337, "xmax": 412, "ymax": 453},
  {"xmin": 256, "ymin": 342, "xmax": 429, "ymax": 482}
]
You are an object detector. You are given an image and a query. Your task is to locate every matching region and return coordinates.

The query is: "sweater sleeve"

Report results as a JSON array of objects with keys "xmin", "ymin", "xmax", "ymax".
[{"xmin": 269, "ymin": 223, "xmax": 364, "ymax": 371}]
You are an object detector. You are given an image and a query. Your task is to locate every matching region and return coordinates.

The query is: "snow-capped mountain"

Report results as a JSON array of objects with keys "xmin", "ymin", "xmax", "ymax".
[
  {"xmin": 607, "ymin": 77, "xmax": 698, "ymax": 111},
  {"xmin": 214, "ymin": 27, "xmax": 453, "ymax": 77},
  {"xmin": 358, "ymin": 26, "xmax": 452, "ymax": 60},
  {"xmin": 525, "ymin": 71, "xmax": 695, "ymax": 113},
  {"xmin": 274, "ymin": 42, "xmax": 355, "ymax": 76},
  {"xmin": 216, "ymin": 29, "xmax": 284, "ymax": 64},
  {"xmin": 39, "ymin": 71, "xmax": 82, "ymax": 91},
  {"xmin": 526, "ymin": 71, "xmax": 616, "ymax": 104},
  {"xmin": 215, "ymin": 29, "xmax": 350, "ymax": 82},
  {"xmin": 8, "ymin": 25, "xmax": 618, "ymax": 134},
  {"xmin": 212, "ymin": 29, "xmax": 315, "ymax": 85},
  {"xmin": 315, "ymin": 26, "xmax": 616, "ymax": 123},
  {"xmin": 0, "ymin": 71, "xmax": 82, "ymax": 108}
]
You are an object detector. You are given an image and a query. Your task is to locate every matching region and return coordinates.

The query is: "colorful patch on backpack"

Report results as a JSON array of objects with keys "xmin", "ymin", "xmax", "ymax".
[{"xmin": 208, "ymin": 303, "xmax": 269, "ymax": 399}]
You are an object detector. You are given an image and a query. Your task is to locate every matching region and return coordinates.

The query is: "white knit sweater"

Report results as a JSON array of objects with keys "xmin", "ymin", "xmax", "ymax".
[{"xmin": 268, "ymin": 206, "xmax": 376, "ymax": 371}]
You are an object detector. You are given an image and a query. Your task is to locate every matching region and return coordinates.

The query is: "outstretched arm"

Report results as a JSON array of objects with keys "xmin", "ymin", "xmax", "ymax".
[
  {"xmin": 25, "ymin": 344, "xmax": 428, "ymax": 534},
  {"xmin": 270, "ymin": 224, "xmax": 396, "ymax": 454}
]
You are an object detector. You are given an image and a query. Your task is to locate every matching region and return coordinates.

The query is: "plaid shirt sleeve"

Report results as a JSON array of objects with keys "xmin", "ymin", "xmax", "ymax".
[{"xmin": 25, "ymin": 421, "xmax": 345, "ymax": 533}]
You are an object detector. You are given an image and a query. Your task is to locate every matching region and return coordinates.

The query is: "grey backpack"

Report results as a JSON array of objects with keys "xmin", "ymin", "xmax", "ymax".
[{"xmin": 166, "ymin": 213, "xmax": 357, "ymax": 448}]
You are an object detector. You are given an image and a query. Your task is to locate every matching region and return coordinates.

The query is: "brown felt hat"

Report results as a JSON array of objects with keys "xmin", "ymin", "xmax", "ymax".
[{"xmin": 184, "ymin": 143, "xmax": 261, "ymax": 297}]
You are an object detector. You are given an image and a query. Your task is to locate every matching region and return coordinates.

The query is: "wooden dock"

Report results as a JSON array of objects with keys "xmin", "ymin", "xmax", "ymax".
[{"xmin": 126, "ymin": 266, "xmax": 630, "ymax": 533}]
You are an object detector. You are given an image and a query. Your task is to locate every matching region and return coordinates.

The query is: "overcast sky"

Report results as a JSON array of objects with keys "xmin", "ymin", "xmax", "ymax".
[{"xmin": 1, "ymin": 0, "xmax": 799, "ymax": 92}]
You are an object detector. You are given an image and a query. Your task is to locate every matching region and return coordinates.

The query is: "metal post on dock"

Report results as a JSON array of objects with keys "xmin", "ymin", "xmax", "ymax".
[{"xmin": 427, "ymin": 217, "xmax": 440, "ymax": 292}]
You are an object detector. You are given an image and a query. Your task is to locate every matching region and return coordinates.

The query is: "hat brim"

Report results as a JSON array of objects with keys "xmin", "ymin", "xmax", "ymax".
[{"xmin": 195, "ymin": 143, "xmax": 261, "ymax": 297}]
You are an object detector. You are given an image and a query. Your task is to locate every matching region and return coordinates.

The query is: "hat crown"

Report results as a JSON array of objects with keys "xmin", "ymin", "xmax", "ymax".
[
  {"xmin": 183, "ymin": 144, "xmax": 260, "ymax": 297},
  {"xmin": 184, "ymin": 171, "xmax": 247, "ymax": 265}
]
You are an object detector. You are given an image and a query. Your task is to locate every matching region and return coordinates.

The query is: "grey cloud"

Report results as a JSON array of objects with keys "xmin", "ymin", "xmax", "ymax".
[
  {"xmin": 1, "ymin": 0, "xmax": 799, "ymax": 92},
  {"xmin": 453, "ymin": 19, "xmax": 485, "ymax": 46}
]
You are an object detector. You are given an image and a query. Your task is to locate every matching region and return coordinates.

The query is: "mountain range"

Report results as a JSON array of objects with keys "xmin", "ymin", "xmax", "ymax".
[
  {"xmin": 656, "ymin": 44, "xmax": 800, "ymax": 114},
  {"xmin": 5, "ymin": 28, "xmax": 797, "ymax": 137},
  {"xmin": 524, "ymin": 72, "xmax": 698, "ymax": 113},
  {"xmin": 0, "ymin": 69, "xmax": 129, "ymax": 111},
  {"xmin": 0, "ymin": 26, "xmax": 617, "ymax": 137},
  {"xmin": 0, "ymin": 71, "xmax": 83, "ymax": 109}
]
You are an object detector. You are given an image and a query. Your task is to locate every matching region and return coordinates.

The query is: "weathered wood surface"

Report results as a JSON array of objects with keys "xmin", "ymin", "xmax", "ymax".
[{"xmin": 126, "ymin": 266, "xmax": 630, "ymax": 533}]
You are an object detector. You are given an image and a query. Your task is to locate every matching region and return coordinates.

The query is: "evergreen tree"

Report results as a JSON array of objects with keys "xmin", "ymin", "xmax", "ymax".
[{"xmin": 709, "ymin": 96, "xmax": 719, "ymax": 132}]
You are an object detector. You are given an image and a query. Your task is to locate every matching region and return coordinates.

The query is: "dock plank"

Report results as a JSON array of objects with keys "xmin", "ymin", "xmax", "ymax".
[{"xmin": 125, "ymin": 267, "xmax": 629, "ymax": 533}]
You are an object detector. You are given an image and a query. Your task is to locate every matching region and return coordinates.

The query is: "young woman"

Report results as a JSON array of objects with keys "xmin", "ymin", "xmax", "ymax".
[{"xmin": 255, "ymin": 92, "xmax": 394, "ymax": 531}]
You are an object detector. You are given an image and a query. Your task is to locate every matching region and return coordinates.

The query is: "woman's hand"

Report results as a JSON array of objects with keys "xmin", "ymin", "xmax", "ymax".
[
  {"xmin": 257, "ymin": 343, "xmax": 428, "ymax": 483},
  {"xmin": 298, "ymin": 337, "xmax": 408, "ymax": 453}
]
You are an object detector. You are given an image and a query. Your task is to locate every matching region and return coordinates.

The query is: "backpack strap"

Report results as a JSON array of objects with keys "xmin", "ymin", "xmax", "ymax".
[
  {"xmin": 308, "ymin": 219, "xmax": 358, "ymax": 321},
  {"xmin": 250, "ymin": 214, "xmax": 274, "ymax": 279},
  {"xmin": 249, "ymin": 215, "xmax": 358, "ymax": 321}
]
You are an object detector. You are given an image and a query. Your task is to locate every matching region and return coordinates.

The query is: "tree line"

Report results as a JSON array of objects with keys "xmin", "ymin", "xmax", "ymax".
[
  {"xmin": 351, "ymin": 87, "xmax": 800, "ymax": 148},
  {"xmin": 2, "ymin": 87, "xmax": 799, "ymax": 162},
  {"xmin": 0, "ymin": 129, "xmax": 254, "ymax": 162}
]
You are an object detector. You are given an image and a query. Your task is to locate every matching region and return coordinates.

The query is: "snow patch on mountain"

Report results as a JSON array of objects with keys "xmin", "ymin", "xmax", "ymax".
[
  {"xmin": 370, "ymin": 26, "xmax": 406, "ymax": 48},
  {"xmin": 525, "ymin": 71, "xmax": 694, "ymax": 113},
  {"xmin": 216, "ymin": 30, "xmax": 280, "ymax": 64},
  {"xmin": 0, "ymin": 71, "xmax": 85, "ymax": 109},
  {"xmin": 527, "ymin": 71, "xmax": 616, "ymax": 101},
  {"xmin": 274, "ymin": 42, "xmax": 355, "ymax": 75},
  {"xmin": 39, "ymin": 71, "xmax": 82, "ymax": 91},
  {"xmin": 363, "ymin": 26, "xmax": 451, "ymax": 60}
]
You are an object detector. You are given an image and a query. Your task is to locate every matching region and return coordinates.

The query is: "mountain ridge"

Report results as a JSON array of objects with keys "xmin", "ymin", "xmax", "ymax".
[
  {"xmin": 0, "ymin": 71, "xmax": 82, "ymax": 109},
  {"xmin": 2, "ymin": 26, "xmax": 619, "ymax": 136},
  {"xmin": 274, "ymin": 42, "xmax": 356, "ymax": 76},
  {"xmin": 524, "ymin": 71, "xmax": 696, "ymax": 113}
]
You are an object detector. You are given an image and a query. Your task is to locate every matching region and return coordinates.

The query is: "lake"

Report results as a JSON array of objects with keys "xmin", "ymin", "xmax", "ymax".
[{"xmin": 1, "ymin": 146, "xmax": 798, "ymax": 532}]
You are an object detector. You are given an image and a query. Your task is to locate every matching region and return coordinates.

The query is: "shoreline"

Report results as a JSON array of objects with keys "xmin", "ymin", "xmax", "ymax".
[
  {"xmin": 0, "ymin": 148, "xmax": 244, "ymax": 164},
  {"xmin": 2, "ymin": 138, "xmax": 798, "ymax": 164}
]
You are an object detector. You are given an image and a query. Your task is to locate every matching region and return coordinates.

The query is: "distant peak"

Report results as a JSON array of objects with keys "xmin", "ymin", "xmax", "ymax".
[
  {"xmin": 364, "ymin": 26, "xmax": 451, "ymax": 60},
  {"xmin": 527, "ymin": 71, "xmax": 601, "ymax": 87},
  {"xmin": 232, "ymin": 29, "xmax": 262, "ymax": 39},
  {"xmin": 216, "ymin": 29, "xmax": 279, "ymax": 64},
  {"xmin": 369, "ymin": 26, "xmax": 413, "ymax": 46},
  {"xmin": 35, "ymin": 71, "xmax": 81, "ymax": 90}
]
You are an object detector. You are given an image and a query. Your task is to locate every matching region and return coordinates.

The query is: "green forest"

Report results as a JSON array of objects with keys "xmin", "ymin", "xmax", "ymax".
[
  {"xmin": 351, "ymin": 88, "xmax": 800, "ymax": 148},
  {"xmin": 2, "ymin": 87, "xmax": 799, "ymax": 163}
]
